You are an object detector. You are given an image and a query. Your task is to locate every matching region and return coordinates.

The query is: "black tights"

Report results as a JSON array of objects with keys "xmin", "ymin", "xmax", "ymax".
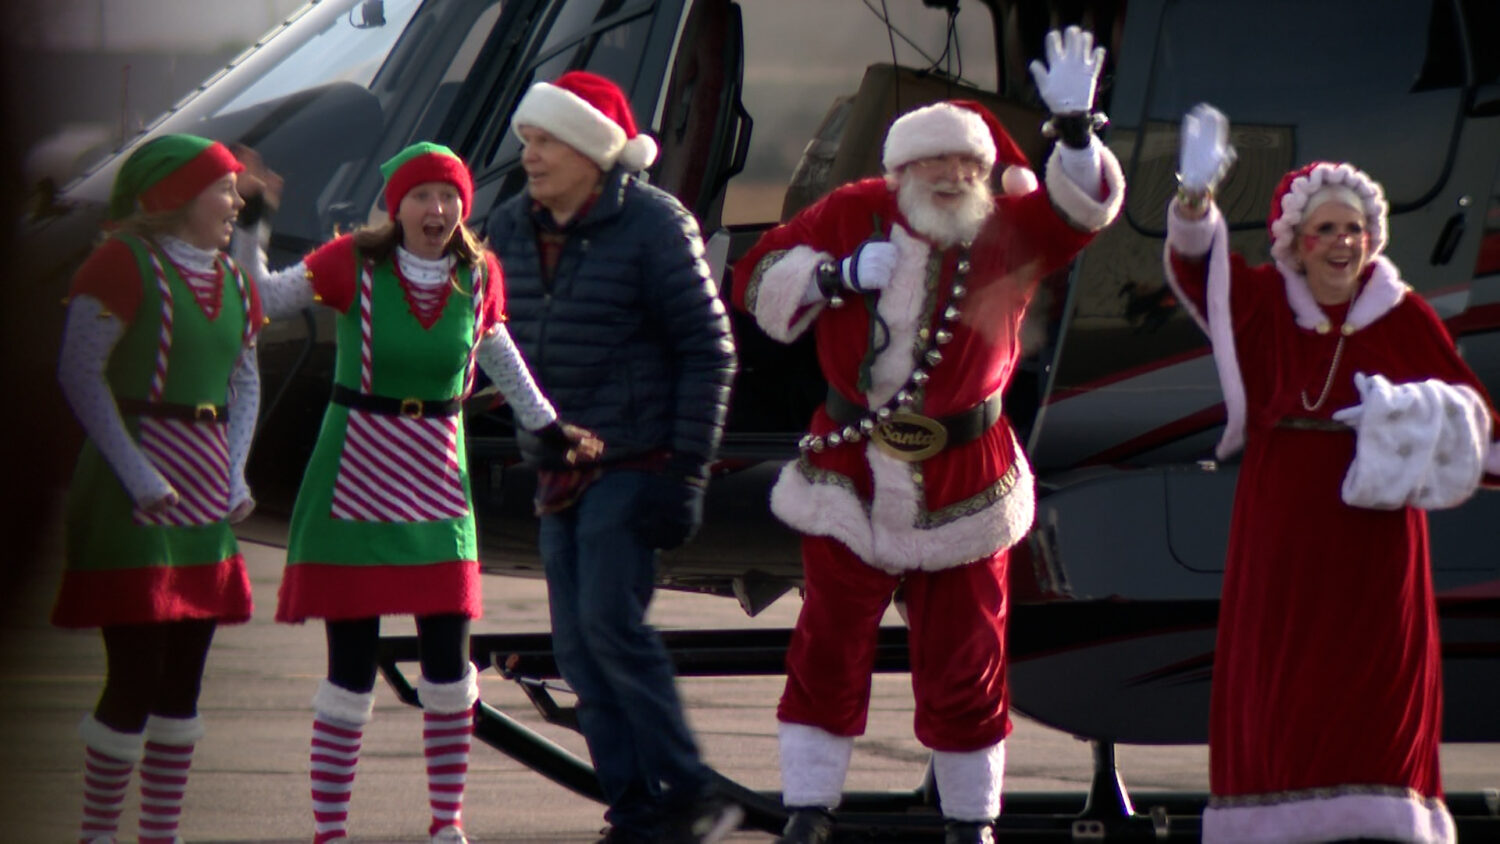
[
  {"xmin": 94, "ymin": 619, "xmax": 217, "ymax": 733},
  {"xmin": 324, "ymin": 614, "xmax": 470, "ymax": 694}
]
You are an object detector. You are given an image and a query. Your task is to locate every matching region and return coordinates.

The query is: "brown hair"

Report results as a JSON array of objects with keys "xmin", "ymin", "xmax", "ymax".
[{"xmin": 350, "ymin": 219, "xmax": 487, "ymax": 270}]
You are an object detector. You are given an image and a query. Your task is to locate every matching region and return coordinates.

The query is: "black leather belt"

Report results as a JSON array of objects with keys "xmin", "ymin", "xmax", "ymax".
[
  {"xmin": 825, "ymin": 387, "xmax": 1004, "ymax": 449},
  {"xmin": 1276, "ymin": 416, "xmax": 1352, "ymax": 432},
  {"xmin": 118, "ymin": 398, "xmax": 226, "ymax": 422},
  {"xmin": 331, "ymin": 384, "xmax": 462, "ymax": 419}
]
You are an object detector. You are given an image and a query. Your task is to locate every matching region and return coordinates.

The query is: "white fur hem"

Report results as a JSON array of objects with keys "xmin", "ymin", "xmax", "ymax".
[
  {"xmin": 1044, "ymin": 140, "xmax": 1125, "ymax": 232},
  {"xmin": 749, "ymin": 245, "xmax": 828, "ymax": 342},
  {"xmin": 313, "ymin": 679, "xmax": 376, "ymax": 726},
  {"xmin": 78, "ymin": 714, "xmax": 145, "ymax": 763},
  {"xmin": 933, "ymin": 742, "xmax": 1005, "ymax": 821},
  {"xmin": 1203, "ymin": 791, "xmax": 1454, "ymax": 844},
  {"xmin": 779, "ymin": 721, "xmax": 853, "ymax": 809},
  {"xmin": 769, "ymin": 440, "xmax": 1035, "ymax": 573},
  {"xmin": 144, "ymin": 714, "xmax": 205, "ymax": 745},
  {"xmin": 418, "ymin": 662, "xmax": 479, "ymax": 714}
]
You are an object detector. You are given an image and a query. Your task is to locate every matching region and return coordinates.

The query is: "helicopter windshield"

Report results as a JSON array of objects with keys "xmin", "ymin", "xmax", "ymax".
[{"xmin": 63, "ymin": 0, "xmax": 504, "ymax": 253}]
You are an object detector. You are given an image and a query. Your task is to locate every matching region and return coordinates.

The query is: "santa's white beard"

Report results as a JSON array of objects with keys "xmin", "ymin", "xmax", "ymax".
[{"xmin": 897, "ymin": 176, "xmax": 994, "ymax": 247}]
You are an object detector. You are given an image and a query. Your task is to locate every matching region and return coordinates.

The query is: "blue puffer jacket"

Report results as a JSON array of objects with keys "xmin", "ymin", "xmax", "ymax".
[{"xmin": 487, "ymin": 167, "xmax": 736, "ymax": 470}]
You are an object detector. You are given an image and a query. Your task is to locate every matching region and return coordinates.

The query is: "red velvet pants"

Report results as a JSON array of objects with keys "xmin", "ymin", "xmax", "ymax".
[{"xmin": 777, "ymin": 534, "xmax": 1012, "ymax": 751}]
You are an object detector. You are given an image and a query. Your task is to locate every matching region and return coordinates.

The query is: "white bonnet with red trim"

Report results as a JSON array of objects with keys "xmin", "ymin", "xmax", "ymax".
[{"xmin": 1267, "ymin": 161, "xmax": 1388, "ymax": 269}]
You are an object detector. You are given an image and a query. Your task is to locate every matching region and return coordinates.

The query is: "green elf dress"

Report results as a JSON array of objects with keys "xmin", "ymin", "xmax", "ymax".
[
  {"xmin": 274, "ymin": 235, "xmax": 505, "ymax": 621},
  {"xmin": 53, "ymin": 234, "xmax": 260, "ymax": 627}
]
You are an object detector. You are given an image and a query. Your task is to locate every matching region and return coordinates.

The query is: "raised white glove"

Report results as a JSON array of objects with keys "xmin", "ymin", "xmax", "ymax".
[
  {"xmin": 1028, "ymin": 26, "xmax": 1105, "ymax": 114},
  {"xmin": 840, "ymin": 240, "xmax": 899, "ymax": 292},
  {"xmin": 1178, "ymin": 103, "xmax": 1236, "ymax": 193}
]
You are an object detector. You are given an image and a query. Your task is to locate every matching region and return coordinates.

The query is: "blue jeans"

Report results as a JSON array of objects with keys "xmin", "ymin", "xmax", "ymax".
[{"xmin": 539, "ymin": 470, "xmax": 710, "ymax": 835}]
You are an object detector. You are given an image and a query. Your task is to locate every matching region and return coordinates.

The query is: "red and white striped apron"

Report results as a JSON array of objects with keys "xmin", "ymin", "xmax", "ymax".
[
  {"xmin": 329, "ymin": 262, "xmax": 484, "ymax": 523},
  {"xmin": 131, "ymin": 251, "xmax": 250, "ymax": 527}
]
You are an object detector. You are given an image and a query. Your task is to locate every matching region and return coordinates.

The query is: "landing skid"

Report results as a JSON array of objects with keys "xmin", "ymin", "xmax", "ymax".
[{"xmin": 377, "ymin": 630, "xmax": 1496, "ymax": 840}]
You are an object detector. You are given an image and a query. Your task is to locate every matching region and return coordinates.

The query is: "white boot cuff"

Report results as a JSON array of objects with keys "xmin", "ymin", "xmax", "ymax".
[
  {"xmin": 313, "ymin": 679, "xmax": 377, "ymax": 726},
  {"xmin": 933, "ymin": 741, "xmax": 1005, "ymax": 821},
  {"xmin": 144, "ymin": 714, "xmax": 205, "ymax": 745},
  {"xmin": 78, "ymin": 714, "xmax": 146, "ymax": 763},
  {"xmin": 417, "ymin": 662, "xmax": 479, "ymax": 714},
  {"xmin": 778, "ymin": 721, "xmax": 854, "ymax": 809}
]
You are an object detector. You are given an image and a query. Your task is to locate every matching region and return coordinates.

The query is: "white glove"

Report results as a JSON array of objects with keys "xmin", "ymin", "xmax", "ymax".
[
  {"xmin": 1028, "ymin": 26, "xmax": 1105, "ymax": 114},
  {"xmin": 1178, "ymin": 103, "xmax": 1236, "ymax": 193},
  {"xmin": 840, "ymin": 240, "xmax": 899, "ymax": 292}
]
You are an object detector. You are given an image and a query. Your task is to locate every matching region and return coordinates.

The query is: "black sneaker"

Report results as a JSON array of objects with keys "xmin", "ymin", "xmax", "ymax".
[
  {"xmin": 658, "ymin": 794, "xmax": 745, "ymax": 843},
  {"xmin": 594, "ymin": 825, "xmax": 651, "ymax": 843},
  {"xmin": 944, "ymin": 819, "xmax": 995, "ymax": 844},
  {"xmin": 777, "ymin": 806, "xmax": 834, "ymax": 843}
]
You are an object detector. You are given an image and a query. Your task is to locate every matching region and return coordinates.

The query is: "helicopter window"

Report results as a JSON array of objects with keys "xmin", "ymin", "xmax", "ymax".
[
  {"xmin": 212, "ymin": 0, "xmax": 425, "ymax": 117},
  {"xmin": 719, "ymin": 0, "xmax": 999, "ymax": 226},
  {"xmin": 482, "ymin": 7, "xmax": 654, "ymax": 170},
  {"xmin": 1123, "ymin": 0, "xmax": 1465, "ymax": 239}
]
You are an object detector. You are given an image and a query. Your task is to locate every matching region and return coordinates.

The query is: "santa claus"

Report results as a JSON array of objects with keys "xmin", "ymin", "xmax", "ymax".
[{"xmin": 731, "ymin": 27, "xmax": 1125, "ymax": 844}]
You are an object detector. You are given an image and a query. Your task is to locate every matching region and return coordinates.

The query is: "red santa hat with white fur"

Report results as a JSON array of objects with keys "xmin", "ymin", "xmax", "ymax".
[
  {"xmin": 511, "ymin": 70, "xmax": 658, "ymax": 172},
  {"xmin": 882, "ymin": 100, "xmax": 1038, "ymax": 196}
]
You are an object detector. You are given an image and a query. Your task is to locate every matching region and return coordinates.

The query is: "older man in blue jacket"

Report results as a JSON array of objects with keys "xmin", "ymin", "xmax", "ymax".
[{"xmin": 486, "ymin": 70, "xmax": 739, "ymax": 844}]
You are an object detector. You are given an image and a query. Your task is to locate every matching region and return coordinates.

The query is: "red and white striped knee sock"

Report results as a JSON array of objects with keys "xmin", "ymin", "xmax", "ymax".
[
  {"xmin": 77, "ymin": 715, "xmax": 144, "ymax": 844},
  {"xmin": 418, "ymin": 665, "xmax": 478, "ymax": 837},
  {"xmin": 309, "ymin": 681, "xmax": 376, "ymax": 844},
  {"xmin": 138, "ymin": 714, "xmax": 204, "ymax": 844}
]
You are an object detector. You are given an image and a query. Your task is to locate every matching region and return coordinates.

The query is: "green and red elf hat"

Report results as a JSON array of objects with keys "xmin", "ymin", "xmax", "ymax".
[
  {"xmin": 380, "ymin": 142, "xmax": 475, "ymax": 220},
  {"xmin": 107, "ymin": 134, "xmax": 244, "ymax": 221}
]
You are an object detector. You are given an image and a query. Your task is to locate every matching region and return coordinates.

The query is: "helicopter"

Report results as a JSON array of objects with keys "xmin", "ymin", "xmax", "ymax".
[{"xmin": 20, "ymin": 0, "xmax": 1500, "ymax": 838}]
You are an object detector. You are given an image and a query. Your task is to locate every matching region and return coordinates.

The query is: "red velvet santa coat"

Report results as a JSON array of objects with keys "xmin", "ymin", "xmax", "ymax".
[
  {"xmin": 733, "ymin": 155, "xmax": 1123, "ymax": 572},
  {"xmin": 1165, "ymin": 206, "xmax": 1500, "ymax": 844}
]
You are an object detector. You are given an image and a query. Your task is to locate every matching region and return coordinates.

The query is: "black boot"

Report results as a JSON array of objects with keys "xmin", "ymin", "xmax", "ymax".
[
  {"xmin": 777, "ymin": 807, "xmax": 834, "ymax": 844},
  {"xmin": 944, "ymin": 819, "xmax": 995, "ymax": 844}
]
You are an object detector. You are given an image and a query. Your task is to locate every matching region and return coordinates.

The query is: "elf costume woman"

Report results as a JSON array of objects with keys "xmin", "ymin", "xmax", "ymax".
[
  {"xmin": 55, "ymin": 133, "xmax": 262, "ymax": 844},
  {"xmin": 233, "ymin": 142, "xmax": 598, "ymax": 844}
]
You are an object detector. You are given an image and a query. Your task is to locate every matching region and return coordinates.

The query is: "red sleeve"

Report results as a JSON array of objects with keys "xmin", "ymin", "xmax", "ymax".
[
  {"xmin": 478, "ymin": 252, "xmax": 506, "ymax": 333},
  {"xmin": 68, "ymin": 238, "xmax": 144, "ymax": 323},
  {"xmin": 991, "ymin": 187, "xmax": 1097, "ymax": 279},
  {"xmin": 302, "ymin": 234, "xmax": 358, "ymax": 313}
]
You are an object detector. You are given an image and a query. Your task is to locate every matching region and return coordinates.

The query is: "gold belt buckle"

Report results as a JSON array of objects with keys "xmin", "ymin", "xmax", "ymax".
[
  {"xmin": 194, "ymin": 403, "xmax": 218, "ymax": 422},
  {"xmin": 400, "ymin": 398, "xmax": 424, "ymax": 420},
  {"xmin": 870, "ymin": 412, "xmax": 947, "ymax": 462}
]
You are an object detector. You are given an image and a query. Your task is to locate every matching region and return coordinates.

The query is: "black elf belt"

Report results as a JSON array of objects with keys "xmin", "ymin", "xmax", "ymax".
[
  {"xmin": 117, "ymin": 398, "xmax": 226, "ymax": 422},
  {"xmin": 825, "ymin": 388, "xmax": 1004, "ymax": 462},
  {"xmin": 332, "ymin": 385, "xmax": 462, "ymax": 419}
]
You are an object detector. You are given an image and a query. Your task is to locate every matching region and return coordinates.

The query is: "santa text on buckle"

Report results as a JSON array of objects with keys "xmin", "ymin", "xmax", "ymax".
[{"xmin": 870, "ymin": 412, "xmax": 947, "ymax": 462}]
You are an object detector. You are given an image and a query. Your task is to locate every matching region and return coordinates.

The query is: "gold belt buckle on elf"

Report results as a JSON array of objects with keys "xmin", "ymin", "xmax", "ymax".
[
  {"xmin": 194, "ymin": 403, "xmax": 218, "ymax": 422},
  {"xmin": 870, "ymin": 412, "xmax": 947, "ymax": 462},
  {"xmin": 400, "ymin": 398, "xmax": 424, "ymax": 420}
]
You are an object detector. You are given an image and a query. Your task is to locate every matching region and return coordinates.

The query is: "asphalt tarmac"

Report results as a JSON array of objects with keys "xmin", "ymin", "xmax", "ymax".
[{"xmin": 2, "ymin": 513, "xmax": 1494, "ymax": 842}]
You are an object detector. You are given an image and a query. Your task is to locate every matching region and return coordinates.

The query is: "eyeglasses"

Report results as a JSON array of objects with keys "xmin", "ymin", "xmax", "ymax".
[
  {"xmin": 905, "ymin": 153, "xmax": 988, "ymax": 178},
  {"xmin": 1299, "ymin": 224, "xmax": 1368, "ymax": 246}
]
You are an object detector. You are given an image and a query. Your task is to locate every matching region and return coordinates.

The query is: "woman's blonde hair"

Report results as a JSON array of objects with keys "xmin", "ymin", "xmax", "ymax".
[{"xmin": 108, "ymin": 206, "xmax": 193, "ymax": 243}]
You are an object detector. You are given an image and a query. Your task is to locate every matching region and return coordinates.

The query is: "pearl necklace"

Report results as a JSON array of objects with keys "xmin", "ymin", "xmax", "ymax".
[{"xmin": 798, "ymin": 247, "xmax": 971, "ymax": 454}]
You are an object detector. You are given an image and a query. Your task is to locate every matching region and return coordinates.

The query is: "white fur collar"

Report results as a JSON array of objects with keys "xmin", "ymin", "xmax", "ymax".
[{"xmin": 1277, "ymin": 254, "xmax": 1408, "ymax": 333}]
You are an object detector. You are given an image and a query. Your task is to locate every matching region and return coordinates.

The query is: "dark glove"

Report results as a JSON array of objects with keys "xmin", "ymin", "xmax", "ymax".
[{"xmin": 634, "ymin": 454, "xmax": 709, "ymax": 551}]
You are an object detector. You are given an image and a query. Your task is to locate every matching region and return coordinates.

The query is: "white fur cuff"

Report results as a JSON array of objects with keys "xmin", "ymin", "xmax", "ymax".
[
  {"xmin": 749, "ymin": 245, "xmax": 828, "ymax": 342},
  {"xmin": 78, "ymin": 714, "xmax": 146, "ymax": 763},
  {"xmin": 933, "ymin": 742, "xmax": 1005, "ymax": 821},
  {"xmin": 1044, "ymin": 139, "xmax": 1125, "ymax": 232},
  {"xmin": 418, "ymin": 662, "xmax": 479, "ymax": 714},
  {"xmin": 1166, "ymin": 200, "xmax": 1220, "ymax": 258},
  {"xmin": 145, "ymin": 714, "xmax": 205, "ymax": 745},
  {"xmin": 313, "ymin": 679, "xmax": 377, "ymax": 726},
  {"xmin": 779, "ymin": 721, "xmax": 854, "ymax": 809}
]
